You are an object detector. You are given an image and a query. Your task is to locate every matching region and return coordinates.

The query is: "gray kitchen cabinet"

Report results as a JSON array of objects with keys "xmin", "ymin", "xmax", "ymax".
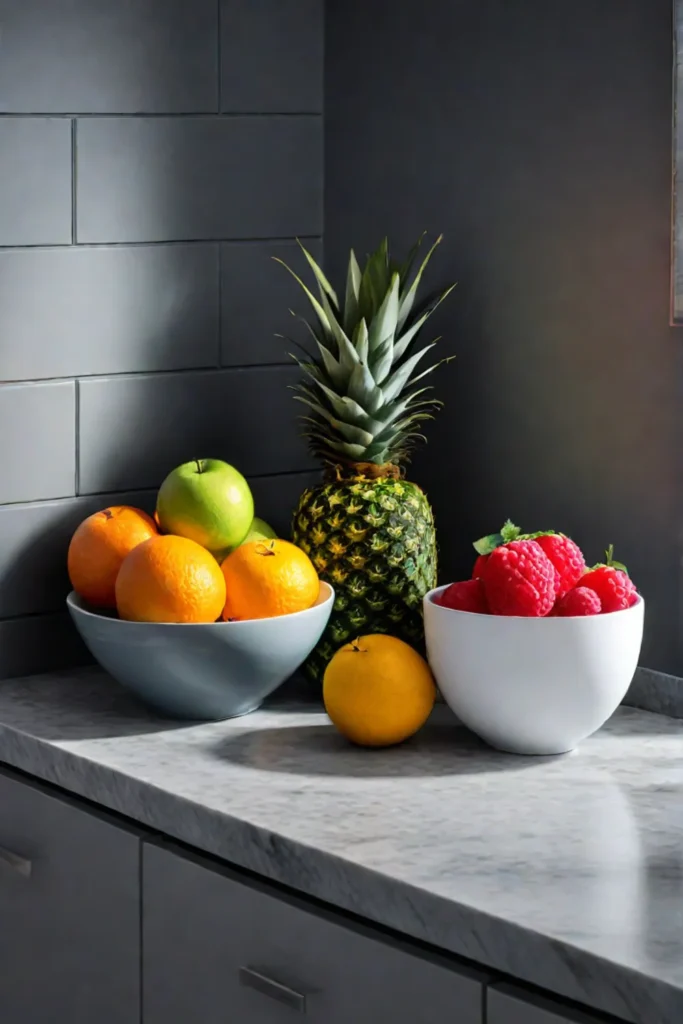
[
  {"xmin": 488, "ymin": 984, "xmax": 607, "ymax": 1024},
  {"xmin": 143, "ymin": 840, "xmax": 485, "ymax": 1023},
  {"xmin": 0, "ymin": 767, "xmax": 140, "ymax": 1024}
]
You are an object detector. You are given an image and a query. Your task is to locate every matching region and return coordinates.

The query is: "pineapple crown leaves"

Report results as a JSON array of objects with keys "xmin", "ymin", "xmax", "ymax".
[{"xmin": 274, "ymin": 235, "xmax": 456, "ymax": 466}]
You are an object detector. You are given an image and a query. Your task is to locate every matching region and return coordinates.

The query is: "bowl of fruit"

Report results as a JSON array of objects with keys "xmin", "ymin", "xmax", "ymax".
[
  {"xmin": 424, "ymin": 523, "xmax": 644, "ymax": 755},
  {"xmin": 66, "ymin": 460, "xmax": 334, "ymax": 721}
]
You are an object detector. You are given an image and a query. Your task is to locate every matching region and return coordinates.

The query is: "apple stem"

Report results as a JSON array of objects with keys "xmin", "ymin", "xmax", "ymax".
[{"xmin": 195, "ymin": 459, "xmax": 203, "ymax": 474}]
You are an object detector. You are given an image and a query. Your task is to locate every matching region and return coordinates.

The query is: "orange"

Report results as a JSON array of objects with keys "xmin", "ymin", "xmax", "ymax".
[
  {"xmin": 221, "ymin": 539, "xmax": 319, "ymax": 620},
  {"xmin": 115, "ymin": 535, "xmax": 226, "ymax": 624},
  {"xmin": 323, "ymin": 635, "xmax": 436, "ymax": 747},
  {"xmin": 67, "ymin": 505, "xmax": 158, "ymax": 607}
]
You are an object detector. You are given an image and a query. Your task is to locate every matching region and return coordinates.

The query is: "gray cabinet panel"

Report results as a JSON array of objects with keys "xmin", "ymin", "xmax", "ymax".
[
  {"xmin": 143, "ymin": 841, "xmax": 484, "ymax": 1024},
  {"xmin": 0, "ymin": 768, "xmax": 140, "ymax": 1024},
  {"xmin": 488, "ymin": 985, "xmax": 605, "ymax": 1024}
]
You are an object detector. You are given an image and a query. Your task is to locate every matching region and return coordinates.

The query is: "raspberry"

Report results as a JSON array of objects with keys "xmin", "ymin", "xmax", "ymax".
[
  {"xmin": 580, "ymin": 545, "xmax": 639, "ymax": 613},
  {"xmin": 472, "ymin": 554, "xmax": 489, "ymax": 579},
  {"xmin": 554, "ymin": 587, "xmax": 602, "ymax": 617},
  {"xmin": 533, "ymin": 534, "xmax": 586, "ymax": 598},
  {"xmin": 481, "ymin": 539, "xmax": 557, "ymax": 616},
  {"xmin": 438, "ymin": 579, "xmax": 489, "ymax": 614},
  {"xmin": 580, "ymin": 567, "xmax": 638, "ymax": 613},
  {"xmin": 472, "ymin": 520, "xmax": 521, "ymax": 579}
]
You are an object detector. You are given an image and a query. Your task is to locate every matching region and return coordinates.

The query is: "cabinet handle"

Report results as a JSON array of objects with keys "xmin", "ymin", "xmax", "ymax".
[
  {"xmin": 0, "ymin": 845, "xmax": 32, "ymax": 878},
  {"xmin": 239, "ymin": 966, "xmax": 306, "ymax": 1013}
]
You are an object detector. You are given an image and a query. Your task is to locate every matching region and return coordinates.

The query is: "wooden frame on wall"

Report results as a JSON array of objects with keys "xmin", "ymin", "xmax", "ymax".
[{"xmin": 673, "ymin": 0, "xmax": 683, "ymax": 323}]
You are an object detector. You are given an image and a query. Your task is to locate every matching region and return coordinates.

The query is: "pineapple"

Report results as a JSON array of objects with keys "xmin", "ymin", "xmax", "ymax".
[{"xmin": 277, "ymin": 236, "xmax": 455, "ymax": 682}]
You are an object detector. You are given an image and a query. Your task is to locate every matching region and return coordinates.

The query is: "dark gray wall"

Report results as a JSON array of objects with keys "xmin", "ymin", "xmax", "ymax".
[
  {"xmin": 325, "ymin": 0, "xmax": 679, "ymax": 673},
  {"xmin": 0, "ymin": 0, "xmax": 323, "ymax": 677}
]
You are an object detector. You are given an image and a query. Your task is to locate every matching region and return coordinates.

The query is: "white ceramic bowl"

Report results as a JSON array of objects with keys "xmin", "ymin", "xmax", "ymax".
[{"xmin": 424, "ymin": 585, "xmax": 644, "ymax": 755}]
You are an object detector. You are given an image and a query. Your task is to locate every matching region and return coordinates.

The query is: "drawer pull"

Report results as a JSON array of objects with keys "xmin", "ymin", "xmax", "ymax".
[
  {"xmin": 0, "ymin": 845, "xmax": 32, "ymax": 878},
  {"xmin": 239, "ymin": 966, "xmax": 306, "ymax": 1013}
]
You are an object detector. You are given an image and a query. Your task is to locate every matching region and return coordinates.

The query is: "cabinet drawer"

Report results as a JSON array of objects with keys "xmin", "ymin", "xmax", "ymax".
[
  {"xmin": 488, "ymin": 984, "xmax": 608, "ymax": 1024},
  {"xmin": 143, "ymin": 841, "xmax": 485, "ymax": 1024},
  {"xmin": 0, "ymin": 767, "xmax": 140, "ymax": 1024}
]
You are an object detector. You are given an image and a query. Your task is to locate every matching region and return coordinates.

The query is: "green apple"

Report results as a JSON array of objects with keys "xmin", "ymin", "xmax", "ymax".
[
  {"xmin": 156, "ymin": 459, "xmax": 254, "ymax": 556},
  {"xmin": 242, "ymin": 516, "xmax": 277, "ymax": 544}
]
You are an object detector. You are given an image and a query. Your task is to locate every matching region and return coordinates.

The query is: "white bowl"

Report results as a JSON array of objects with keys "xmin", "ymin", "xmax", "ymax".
[{"xmin": 423, "ymin": 585, "xmax": 644, "ymax": 755}]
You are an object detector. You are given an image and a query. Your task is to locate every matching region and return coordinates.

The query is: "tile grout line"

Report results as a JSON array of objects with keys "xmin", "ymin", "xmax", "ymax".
[
  {"xmin": 70, "ymin": 119, "xmax": 77, "ymax": 243},
  {"xmin": 74, "ymin": 379, "xmax": 80, "ymax": 496},
  {"xmin": 0, "ymin": 362, "xmax": 296, "ymax": 387},
  {"xmin": 0, "ymin": 111, "xmax": 322, "ymax": 119},
  {"xmin": 0, "ymin": 236, "xmax": 322, "ymax": 254},
  {"xmin": 216, "ymin": 0, "xmax": 222, "ymax": 112},
  {"xmin": 216, "ymin": 243, "xmax": 223, "ymax": 367},
  {"xmin": 0, "ymin": 469, "xmax": 320, "ymax": 512},
  {"xmin": 0, "ymin": 609, "xmax": 77, "ymax": 626}
]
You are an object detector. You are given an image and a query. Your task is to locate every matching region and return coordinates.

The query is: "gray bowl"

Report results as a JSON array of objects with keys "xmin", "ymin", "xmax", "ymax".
[{"xmin": 67, "ymin": 583, "xmax": 334, "ymax": 721}]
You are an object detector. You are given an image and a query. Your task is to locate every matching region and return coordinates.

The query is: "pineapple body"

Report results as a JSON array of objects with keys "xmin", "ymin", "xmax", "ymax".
[{"xmin": 293, "ymin": 470, "xmax": 436, "ymax": 682}]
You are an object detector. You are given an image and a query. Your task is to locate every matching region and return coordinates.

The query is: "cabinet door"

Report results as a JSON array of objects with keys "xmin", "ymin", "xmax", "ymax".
[
  {"xmin": 488, "ymin": 985, "xmax": 607, "ymax": 1024},
  {"xmin": 143, "ymin": 841, "xmax": 484, "ymax": 1024},
  {"xmin": 0, "ymin": 767, "xmax": 140, "ymax": 1024}
]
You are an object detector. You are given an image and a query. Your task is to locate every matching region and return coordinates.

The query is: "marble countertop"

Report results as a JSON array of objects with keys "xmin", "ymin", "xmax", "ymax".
[{"xmin": 0, "ymin": 669, "xmax": 682, "ymax": 1024}]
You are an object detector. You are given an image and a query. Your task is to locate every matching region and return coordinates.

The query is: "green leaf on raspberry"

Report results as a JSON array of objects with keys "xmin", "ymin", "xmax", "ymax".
[
  {"xmin": 473, "ymin": 520, "xmax": 521, "ymax": 555},
  {"xmin": 590, "ymin": 544, "xmax": 629, "ymax": 575},
  {"xmin": 473, "ymin": 532, "xmax": 504, "ymax": 556},
  {"xmin": 500, "ymin": 520, "xmax": 522, "ymax": 543}
]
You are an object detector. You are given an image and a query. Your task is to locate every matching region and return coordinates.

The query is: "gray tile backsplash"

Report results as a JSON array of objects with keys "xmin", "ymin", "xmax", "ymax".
[
  {"xmin": 0, "ymin": 245, "xmax": 220, "ymax": 381},
  {"xmin": 78, "ymin": 368, "xmax": 315, "ymax": 494},
  {"xmin": 220, "ymin": 239, "xmax": 323, "ymax": 366},
  {"xmin": 0, "ymin": 0, "xmax": 218, "ymax": 114},
  {"xmin": 0, "ymin": 383, "xmax": 76, "ymax": 504},
  {"xmin": 0, "ymin": 614, "xmax": 92, "ymax": 680},
  {"xmin": 76, "ymin": 116, "xmax": 323, "ymax": 243},
  {"xmin": 0, "ymin": 119, "xmax": 72, "ymax": 245},
  {"xmin": 0, "ymin": 1, "xmax": 323, "ymax": 677}
]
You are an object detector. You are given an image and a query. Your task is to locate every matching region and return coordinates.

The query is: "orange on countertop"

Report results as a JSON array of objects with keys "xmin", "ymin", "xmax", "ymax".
[
  {"xmin": 115, "ymin": 534, "xmax": 226, "ymax": 624},
  {"xmin": 323, "ymin": 634, "xmax": 436, "ymax": 747},
  {"xmin": 67, "ymin": 505, "xmax": 158, "ymax": 608},
  {"xmin": 221, "ymin": 539, "xmax": 319, "ymax": 621}
]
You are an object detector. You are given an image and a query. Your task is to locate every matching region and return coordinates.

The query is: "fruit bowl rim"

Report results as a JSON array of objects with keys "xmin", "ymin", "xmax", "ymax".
[
  {"xmin": 424, "ymin": 584, "xmax": 644, "ymax": 622},
  {"xmin": 67, "ymin": 580, "xmax": 335, "ymax": 628}
]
